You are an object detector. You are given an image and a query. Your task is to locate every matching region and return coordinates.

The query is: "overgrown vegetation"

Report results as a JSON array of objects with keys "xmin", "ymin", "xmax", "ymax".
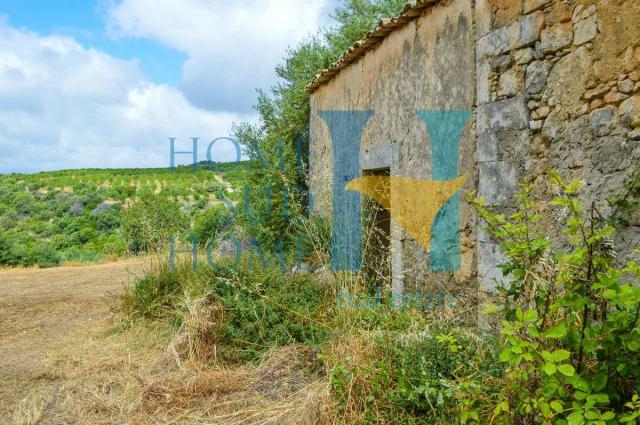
[
  {"xmin": 121, "ymin": 256, "xmax": 331, "ymax": 363},
  {"xmin": 468, "ymin": 170, "xmax": 640, "ymax": 424},
  {"xmin": 119, "ymin": 168, "xmax": 640, "ymax": 424}
]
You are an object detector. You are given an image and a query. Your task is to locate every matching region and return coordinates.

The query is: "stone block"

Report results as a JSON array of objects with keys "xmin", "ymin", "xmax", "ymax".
[
  {"xmin": 498, "ymin": 69, "xmax": 522, "ymax": 97},
  {"xmin": 590, "ymin": 98, "xmax": 604, "ymax": 111},
  {"xmin": 490, "ymin": 54, "xmax": 512, "ymax": 71},
  {"xmin": 478, "ymin": 130, "xmax": 529, "ymax": 162},
  {"xmin": 478, "ymin": 241, "xmax": 511, "ymax": 292},
  {"xmin": 572, "ymin": 4, "xmax": 597, "ymax": 23},
  {"xmin": 361, "ymin": 143, "xmax": 398, "ymax": 171},
  {"xmin": 540, "ymin": 22, "xmax": 573, "ymax": 53},
  {"xmin": 475, "ymin": 0, "xmax": 493, "ymax": 38},
  {"xmin": 590, "ymin": 106, "xmax": 617, "ymax": 137},
  {"xmin": 477, "ymin": 60, "xmax": 492, "ymax": 105},
  {"xmin": 479, "ymin": 161, "xmax": 516, "ymax": 206},
  {"xmin": 584, "ymin": 85, "xmax": 609, "ymax": 100},
  {"xmin": 629, "ymin": 128, "xmax": 640, "ymax": 140},
  {"xmin": 515, "ymin": 48, "xmax": 535, "ymax": 65},
  {"xmin": 574, "ymin": 15, "xmax": 598, "ymax": 46},
  {"xmin": 524, "ymin": 0, "xmax": 551, "ymax": 14},
  {"xmin": 530, "ymin": 120, "xmax": 544, "ymax": 130},
  {"xmin": 525, "ymin": 60, "xmax": 550, "ymax": 94},
  {"xmin": 477, "ymin": 97, "xmax": 529, "ymax": 135},
  {"xmin": 520, "ymin": 11, "xmax": 546, "ymax": 46},
  {"xmin": 620, "ymin": 96, "xmax": 640, "ymax": 128},
  {"xmin": 478, "ymin": 132, "xmax": 498, "ymax": 163},
  {"xmin": 604, "ymin": 92, "xmax": 629, "ymax": 104},
  {"xmin": 618, "ymin": 80, "xmax": 635, "ymax": 94},
  {"xmin": 545, "ymin": 46, "xmax": 594, "ymax": 109},
  {"xmin": 477, "ymin": 12, "xmax": 544, "ymax": 58},
  {"xmin": 532, "ymin": 106, "xmax": 551, "ymax": 119}
]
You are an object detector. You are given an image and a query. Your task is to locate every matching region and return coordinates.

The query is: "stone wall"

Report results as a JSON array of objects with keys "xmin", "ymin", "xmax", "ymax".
[
  {"xmin": 309, "ymin": 0, "xmax": 640, "ymax": 298},
  {"xmin": 476, "ymin": 0, "xmax": 640, "ymax": 289}
]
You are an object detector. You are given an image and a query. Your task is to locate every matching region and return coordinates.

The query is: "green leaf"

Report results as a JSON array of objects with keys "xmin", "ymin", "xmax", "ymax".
[
  {"xmin": 550, "ymin": 400, "xmax": 564, "ymax": 413},
  {"xmin": 552, "ymin": 350, "xmax": 571, "ymax": 363},
  {"xmin": 545, "ymin": 324, "xmax": 568, "ymax": 339},
  {"xmin": 542, "ymin": 351, "xmax": 554, "ymax": 362},
  {"xmin": 558, "ymin": 364, "xmax": 575, "ymax": 376},
  {"xmin": 542, "ymin": 381, "xmax": 559, "ymax": 397},
  {"xmin": 601, "ymin": 412, "xmax": 615, "ymax": 420},
  {"xmin": 543, "ymin": 362, "xmax": 557, "ymax": 375},
  {"xmin": 499, "ymin": 348, "xmax": 512, "ymax": 362},
  {"xmin": 523, "ymin": 309, "xmax": 537, "ymax": 322},
  {"xmin": 567, "ymin": 411, "xmax": 585, "ymax": 425},
  {"xmin": 482, "ymin": 304, "xmax": 498, "ymax": 314},
  {"xmin": 585, "ymin": 409, "xmax": 599, "ymax": 420},
  {"xmin": 493, "ymin": 400, "xmax": 509, "ymax": 417},
  {"xmin": 589, "ymin": 393, "xmax": 610, "ymax": 405},
  {"xmin": 592, "ymin": 373, "xmax": 607, "ymax": 392}
]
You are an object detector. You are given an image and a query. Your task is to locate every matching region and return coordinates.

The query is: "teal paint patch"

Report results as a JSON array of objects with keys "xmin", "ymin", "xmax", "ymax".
[
  {"xmin": 416, "ymin": 110, "xmax": 472, "ymax": 272},
  {"xmin": 318, "ymin": 110, "xmax": 374, "ymax": 271}
]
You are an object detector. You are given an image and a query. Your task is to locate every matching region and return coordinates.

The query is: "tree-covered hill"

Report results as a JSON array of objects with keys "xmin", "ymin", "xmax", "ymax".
[{"xmin": 0, "ymin": 162, "xmax": 249, "ymax": 267}]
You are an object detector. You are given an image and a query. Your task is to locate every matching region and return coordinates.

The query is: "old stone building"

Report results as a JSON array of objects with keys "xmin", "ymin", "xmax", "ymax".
[{"xmin": 307, "ymin": 0, "xmax": 640, "ymax": 303}]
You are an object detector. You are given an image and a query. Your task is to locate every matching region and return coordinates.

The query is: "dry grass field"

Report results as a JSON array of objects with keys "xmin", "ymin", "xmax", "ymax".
[{"xmin": 0, "ymin": 261, "xmax": 329, "ymax": 425}]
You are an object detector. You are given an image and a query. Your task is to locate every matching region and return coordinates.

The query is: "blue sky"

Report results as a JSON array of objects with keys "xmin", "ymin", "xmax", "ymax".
[
  {"xmin": 2, "ymin": 0, "xmax": 186, "ymax": 85},
  {"xmin": 0, "ymin": 0, "xmax": 336, "ymax": 172}
]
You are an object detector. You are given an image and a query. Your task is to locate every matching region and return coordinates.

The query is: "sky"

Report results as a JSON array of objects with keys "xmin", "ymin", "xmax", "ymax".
[{"xmin": 0, "ymin": 0, "xmax": 338, "ymax": 172}]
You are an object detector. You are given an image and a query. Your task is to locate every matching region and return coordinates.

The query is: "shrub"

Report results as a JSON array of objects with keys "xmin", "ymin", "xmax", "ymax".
[
  {"xmin": 31, "ymin": 243, "xmax": 62, "ymax": 267},
  {"xmin": 191, "ymin": 205, "xmax": 233, "ymax": 245},
  {"xmin": 0, "ymin": 234, "xmax": 14, "ymax": 265},
  {"xmin": 121, "ymin": 193, "xmax": 188, "ymax": 254},
  {"xmin": 61, "ymin": 247, "xmax": 101, "ymax": 264},
  {"xmin": 469, "ymin": 170, "xmax": 640, "ymax": 424},
  {"xmin": 322, "ymin": 303, "xmax": 502, "ymax": 424},
  {"xmin": 121, "ymin": 256, "xmax": 331, "ymax": 363}
]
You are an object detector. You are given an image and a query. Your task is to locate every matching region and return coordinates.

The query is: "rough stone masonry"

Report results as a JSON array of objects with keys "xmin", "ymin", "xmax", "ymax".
[{"xmin": 308, "ymin": 0, "xmax": 640, "ymax": 303}]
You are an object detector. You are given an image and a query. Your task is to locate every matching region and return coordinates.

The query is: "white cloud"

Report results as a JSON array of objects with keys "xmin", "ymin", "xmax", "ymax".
[
  {"xmin": 106, "ymin": 0, "xmax": 335, "ymax": 112},
  {"xmin": 0, "ymin": 20, "xmax": 254, "ymax": 173}
]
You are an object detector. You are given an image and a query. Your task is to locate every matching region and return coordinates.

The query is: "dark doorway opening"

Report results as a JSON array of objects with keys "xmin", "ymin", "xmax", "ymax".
[{"xmin": 362, "ymin": 168, "xmax": 391, "ymax": 291}]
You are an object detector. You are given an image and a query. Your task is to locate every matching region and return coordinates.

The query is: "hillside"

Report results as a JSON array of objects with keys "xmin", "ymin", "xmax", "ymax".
[{"xmin": 0, "ymin": 162, "xmax": 249, "ymax": 267}]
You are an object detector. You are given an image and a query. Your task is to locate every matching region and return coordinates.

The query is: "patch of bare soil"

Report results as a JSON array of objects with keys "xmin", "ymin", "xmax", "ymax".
[{"xmin": 0, "ymin": 260, "xmax": 144, "ymax": 423}]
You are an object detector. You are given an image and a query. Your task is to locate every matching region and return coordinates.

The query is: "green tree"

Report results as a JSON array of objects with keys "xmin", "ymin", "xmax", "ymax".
[
  {"xmin": 121, "ymin": 193, "xmax": 187, "ymax": 254},
  {"xmin": 233, "ymin": 0, "xmax": 406, "ymax": 249}
]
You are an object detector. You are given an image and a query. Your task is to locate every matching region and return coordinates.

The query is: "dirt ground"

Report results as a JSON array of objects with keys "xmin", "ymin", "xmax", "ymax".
[
  {"xmin": 0, "ymin": 260, "xmax": 329, "ymax": 425},
  {"xmin": 0, "ymin": 260, "xmax": 145, "ymax": 423}
]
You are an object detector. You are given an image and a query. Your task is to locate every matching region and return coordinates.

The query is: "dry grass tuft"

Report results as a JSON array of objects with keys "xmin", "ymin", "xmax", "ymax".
[
  {"xmin": 7, "ymin": 316, "xmax": 331, "ymax": 424},
  {"xmin": 168, "ymin": 292, "xmax": 226, "ymax": 364},
  {"xmin": 140, "ymin": 344, "xmax": 330, "ymax": 425}
]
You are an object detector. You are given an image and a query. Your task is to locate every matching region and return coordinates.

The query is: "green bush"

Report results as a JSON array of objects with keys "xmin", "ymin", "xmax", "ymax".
[
  {"xmin": 61, "ymin": 247, "xmax": 101, "ymax": 264},
  {"xmin": 326, "ymin": 307, "xmax": 502, "ymax": 424},
  {"xmin": 0, "ymin": 235, "xmax": 15, "ymax": 265},
  {"xmin": 121, "ymin": 257, "xmax": 330, "ymax": 363},
  {"xmin": 191, "ymin": 205, "xmax": 233, "ymax": 245},
  {"xmin": 469, "ymin": 170, "xmax": 640, "ymax": 424},
  {"xmin": 121, "ymin": 193, "xmax": 188, "ymax": 254}
]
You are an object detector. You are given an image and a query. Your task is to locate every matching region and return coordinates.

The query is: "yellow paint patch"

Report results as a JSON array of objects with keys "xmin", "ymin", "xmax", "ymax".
[{"xmin": 346, "ymin": 174, "xmax": 468, "ymax": 250}]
